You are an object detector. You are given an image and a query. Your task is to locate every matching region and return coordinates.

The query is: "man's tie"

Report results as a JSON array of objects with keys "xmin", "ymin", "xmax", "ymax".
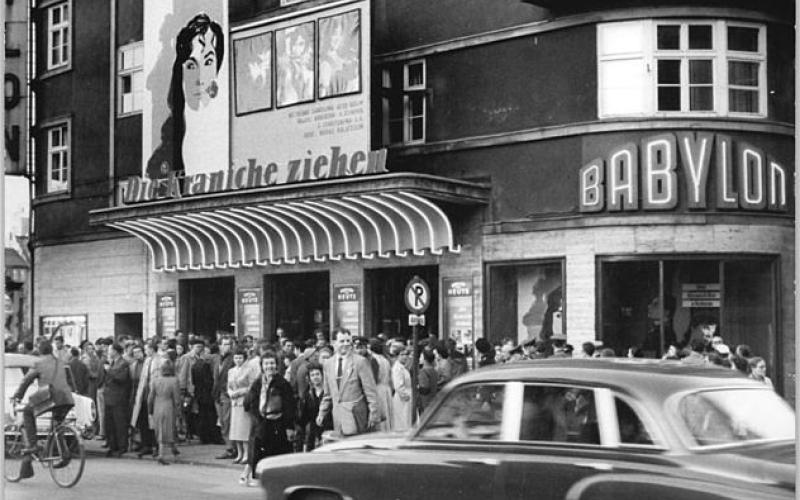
[{"xmin": 337, "ymin": 357, "xmax": 343, "ymax": 388}]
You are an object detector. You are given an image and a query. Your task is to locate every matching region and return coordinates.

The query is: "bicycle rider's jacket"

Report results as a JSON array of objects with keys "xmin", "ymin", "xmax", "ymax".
[{"xmin": 14, "ymin": 354, "xmax": 75, "ymax": 409}]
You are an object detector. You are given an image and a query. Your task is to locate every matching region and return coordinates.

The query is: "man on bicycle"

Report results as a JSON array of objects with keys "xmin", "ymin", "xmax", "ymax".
[{"xmin": 12, "ymin": 339, "xmax": 75, "ymax": 479}]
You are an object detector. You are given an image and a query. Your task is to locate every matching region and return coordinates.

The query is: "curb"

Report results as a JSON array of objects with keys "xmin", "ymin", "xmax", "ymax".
[{"xmin": 84, "ymin": 448, "xmax": 242, "ymax": 470}]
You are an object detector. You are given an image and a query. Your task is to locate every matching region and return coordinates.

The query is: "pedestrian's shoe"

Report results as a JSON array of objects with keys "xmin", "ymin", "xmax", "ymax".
[
  {"xmin": 19, "ymin": 459, "xmax": 34, "ymax": 479},
  {"xmin": 137, "ymin": 448, "xmax": 153, "ymax": 458},
  {"xmin": 171, "ymin": 445, "xmax": 180, "ymax": 456},
  {"xmin": 215, "ymin": 450, "xmax": 236, "ymax": 459},
  {"xmin": 105, "ymin": 449, "xmax": 116, "ymax": 458},
  {"xmin": 157, "ymin": 457, "xmax": 170, "ymax": 466}
]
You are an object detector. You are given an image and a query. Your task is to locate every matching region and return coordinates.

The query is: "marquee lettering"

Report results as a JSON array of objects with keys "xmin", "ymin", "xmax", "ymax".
[
  {"xmin": 122, "ymin": 147, "xmax": 388, "ymax": 204},
  {"xmin": 579, "ymin": 132, "xmax": 789, "ymax": 213}
]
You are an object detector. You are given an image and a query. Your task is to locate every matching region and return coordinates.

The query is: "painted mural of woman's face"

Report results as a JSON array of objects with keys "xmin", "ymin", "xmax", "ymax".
[{"xmin": 183, "ymin": 29, "xmax": 219, "ymax": 111}]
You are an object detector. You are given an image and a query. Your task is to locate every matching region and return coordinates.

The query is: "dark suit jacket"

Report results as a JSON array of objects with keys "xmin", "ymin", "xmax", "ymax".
[
  {"xmin": 212, "ymin": 352, "xmax": 234, "ymax": 401},
  {"xmin": 14, "ymin": 354, "xmax": 74, "ymax": 408},
  {"xmin": 244, "ymin": 375, "xmax": 296, "ymax": 436},
  {"xmin": 103, "ymin": 358, "xmax": 132, "ymax": 407},
  {"xmin": 68, "ymin": 357, "xmax": 90, "ymax": 396}
]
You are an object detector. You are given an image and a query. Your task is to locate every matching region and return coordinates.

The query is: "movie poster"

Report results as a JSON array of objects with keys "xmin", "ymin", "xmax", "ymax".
[{"xmin": 142, "ymin": 0, "xmax": 229, "ymax": 179}]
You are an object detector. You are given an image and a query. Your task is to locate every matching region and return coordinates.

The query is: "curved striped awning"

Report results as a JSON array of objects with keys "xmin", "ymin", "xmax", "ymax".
[{"xmin": 107, "ymin": 191, "xmax": 460, "ymax": 272}]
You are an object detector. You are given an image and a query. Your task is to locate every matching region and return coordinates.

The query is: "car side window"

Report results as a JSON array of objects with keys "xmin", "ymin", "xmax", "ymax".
[
  {"xmin": 519, "ymin": 385, "xmax": 599, "ymax": 444},
  {"xmin": 615, "ymin": 397, "xmax": 654, "ymax": 445},
  {"xmin": 417, "ymin": 384, "xmax": 506, "ymax": 441}
]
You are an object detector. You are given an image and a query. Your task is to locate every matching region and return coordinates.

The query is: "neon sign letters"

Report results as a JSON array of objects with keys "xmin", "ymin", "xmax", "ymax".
[{"xmin": 579, "ymin": 133, "xmax": 788, "ymax": 213}]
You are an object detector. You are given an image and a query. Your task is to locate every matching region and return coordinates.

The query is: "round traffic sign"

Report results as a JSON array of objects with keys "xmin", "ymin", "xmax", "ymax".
[{"xmin": 404, "ymin": 276, "xmax": 431, "ymax": 314}]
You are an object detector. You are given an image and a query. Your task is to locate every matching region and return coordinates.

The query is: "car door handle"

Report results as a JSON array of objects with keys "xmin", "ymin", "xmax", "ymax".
[
  {"xmin": 574, "ymin": 462, "xmax": 614, "ymax": 471},
  {"xmin": 465, "ymin": 458, "xmax": 500, "ymax": 466}
]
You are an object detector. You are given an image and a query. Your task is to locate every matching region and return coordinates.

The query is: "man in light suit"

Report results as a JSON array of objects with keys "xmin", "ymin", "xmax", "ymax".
[{"xmin": 316, "ymin": 329, "xmax": 379, "ymax": 437}]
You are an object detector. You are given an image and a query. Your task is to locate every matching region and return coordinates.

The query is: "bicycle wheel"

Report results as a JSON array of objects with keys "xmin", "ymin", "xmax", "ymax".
[
  {"xmin": 46, "ymin": 424, "xmax": 85, "ymax": 488},
  {"xmin": 4, "ymin": 423, "xmax": 26, "ymax": 482}
]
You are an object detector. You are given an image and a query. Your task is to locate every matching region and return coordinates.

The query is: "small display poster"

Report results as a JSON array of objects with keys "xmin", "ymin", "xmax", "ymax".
[
  {"xmin": 237, "ymin": 287, "xmax": 263, "ymax": 338},
  {"xmin": 682, "ymin": 283, "xmax": 721, "ymax": 308},
  {"xmin": 443, "ymin": 278, "xmax": 474, "ymax": 349},
  {"xmin": 156, "ymin": 292, "xmax": 177, "ymax": 338},
  {"xmin": 40, "ymin": 315, "xmax": 88, "ymax": 347},
  {"xmin": 333, "ymin": 284, "xmax": 360, "ymax": 336}
]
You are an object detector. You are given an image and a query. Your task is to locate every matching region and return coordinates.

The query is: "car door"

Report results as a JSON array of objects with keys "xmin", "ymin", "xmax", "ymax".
[{"xmin": 381, "ymin": 381, "xmax": 513, "ymax": 500}]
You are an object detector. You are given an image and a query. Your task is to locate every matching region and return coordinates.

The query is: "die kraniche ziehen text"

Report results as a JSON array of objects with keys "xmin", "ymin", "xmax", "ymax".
[{"xmin": 122, "ymin": 147, "xmax": 387, "ymax": 204}]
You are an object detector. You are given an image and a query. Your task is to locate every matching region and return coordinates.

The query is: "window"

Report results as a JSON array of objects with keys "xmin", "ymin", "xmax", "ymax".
[
  {"xmin": 615, "ymin": 398, "xmax": 654, "ymax": 445},
  {"xmin": 417, "ymin": 384, "xmax": 506, "ymax": 441},
  {"xmin": 118, "ymin": 43, "xmax": 144, "ymax": 115},
  {"xmin": 597, "ymin": 256, "xmax": 777, "ymax": 362},
  {"xmin": 45, "ymin": 122, "xmax": 69, "ymax": 193},
  {"xmin": 487, "ymin": 261, "xmax": 564, "ymax": 348},
  {"xmin": 46, "ymin": 2, "xmax": 70, "ymax": 70},
  {"xmin": 519, "ymin": 385, "xmax": 599, "ymax": 444},
  {"xmin": 598, "ymin": 20, "xmax": 766, "ymax": 117},
  {"xmin": 381, "ymin": 60, "xmax": 427, "ymax": 145}
]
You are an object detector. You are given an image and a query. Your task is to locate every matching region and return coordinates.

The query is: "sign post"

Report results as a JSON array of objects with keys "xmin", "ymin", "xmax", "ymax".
[{"xmin": 404, "ymin": 276, "xmax": 430, "ymax": 423}]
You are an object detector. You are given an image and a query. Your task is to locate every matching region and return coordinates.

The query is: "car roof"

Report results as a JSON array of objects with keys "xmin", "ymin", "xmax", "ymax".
[
  {"xmin": 4, "ymin": 353, "xmax": 38, "ymax": 368},
  {"xmin": 453, "ymin": 358, "xmax": 761, "ymax": 397}
]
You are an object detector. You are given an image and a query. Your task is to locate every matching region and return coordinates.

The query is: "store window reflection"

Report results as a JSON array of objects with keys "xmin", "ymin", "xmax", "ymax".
[
  {"xmin": 488, "ymin": 261, "xmax": 564, "ymax": 346},
  {"xmin": 599, "ymin": 256, "xmax": 777, "ymax": 371}
]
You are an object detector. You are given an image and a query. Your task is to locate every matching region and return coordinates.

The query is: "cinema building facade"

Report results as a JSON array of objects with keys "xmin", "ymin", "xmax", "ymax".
[{"xmin": 32, "ymin": 0, "xmax": 794, "ymax": 394}]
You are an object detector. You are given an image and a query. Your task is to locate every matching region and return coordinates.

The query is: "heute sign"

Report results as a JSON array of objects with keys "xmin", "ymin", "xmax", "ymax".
[{"xmin": 579, "ymin": 132, "xmax": 789, "ymax": 213}]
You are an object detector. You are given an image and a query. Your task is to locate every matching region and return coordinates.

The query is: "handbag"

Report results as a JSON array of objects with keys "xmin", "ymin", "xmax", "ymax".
[
  {"xmin": 28, "ymin": 357, "xmax": 61, "ymax": 416},
  {"xmin": 29, "ymin": 384, "xmax": 56, "ymax": 416}
]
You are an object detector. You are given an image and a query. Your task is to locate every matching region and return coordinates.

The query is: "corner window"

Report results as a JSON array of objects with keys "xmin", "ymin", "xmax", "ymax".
[
  {"xmin": 381, "ymin": 60, "xmax": 427, "ymax": 145},
  {"xmin": 118, "ymin": 43, "xmax": 144, "ymax": 115},
  {"xmin": 46, "ymin": 2, "xmax": 71, "ymax": 71},
  {"xmin": 597, "ymin": 256, "xmax": 777, "ymax": 363},
  {"xmin": 487, "ymin": 260, "xmax": 565, "ymax": 349},
  {"xmin": 45, "ymin": 122, "xmax": 70, "ymax": 194},
  {"xmin": 598, "ymin": 20, "xmax": 766, "ymax": 118}
]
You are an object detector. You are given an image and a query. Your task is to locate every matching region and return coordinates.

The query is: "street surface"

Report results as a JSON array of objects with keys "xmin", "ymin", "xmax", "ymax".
[{"xmin": 3, "ymin": 456, "xmax": 263, "ymax": 500}]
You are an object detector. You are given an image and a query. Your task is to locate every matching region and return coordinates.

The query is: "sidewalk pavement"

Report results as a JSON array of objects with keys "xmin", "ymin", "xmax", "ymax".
[{"xmin": 83, "ymin": 437, "xmax": 244, "ymax": 470}]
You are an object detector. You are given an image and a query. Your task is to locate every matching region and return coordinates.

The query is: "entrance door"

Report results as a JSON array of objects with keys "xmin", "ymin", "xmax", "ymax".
[
  {"xmin": 366, "ymin": 266, "xmax": 438, "ymax": 341},
  {"xmin": 265, "ymin": 272, "xmax": 330, "ymax": 343},
  {"xmin": 179, "ymin": 277, "xmax": 235, "ymax": 339}
]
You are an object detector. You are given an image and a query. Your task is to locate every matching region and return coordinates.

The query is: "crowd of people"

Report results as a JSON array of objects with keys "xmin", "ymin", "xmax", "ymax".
[{"xmin": 6, "ymin": 321, "xmax": 774, "ymax": 486}]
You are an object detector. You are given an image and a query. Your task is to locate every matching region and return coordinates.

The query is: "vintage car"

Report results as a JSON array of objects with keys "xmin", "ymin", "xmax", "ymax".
[
  {"xmin": 256, "ymin": 358, "xmax": 795, "ymax": 500},
  {"xmin": 4, "ymin": 353, "xmax": 96, "ymax": 439}
]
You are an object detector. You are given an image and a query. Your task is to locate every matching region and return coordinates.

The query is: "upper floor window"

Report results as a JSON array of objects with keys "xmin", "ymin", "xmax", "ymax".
[
  {"xmin": 46, "ymin": 122, "xmax": 70, "ymax": 194},
  {"xmin": 46, "ymin": 2, "xmax": 71, "ymax": 70},
  {"xmin": 118, "ymin": 43, "xmax": 144, "ymax": 116},
  {"xmin": 381, "ymin": 60, "xmax": 427, "ymax": 145},
  {"xmin": 598, "ymin": 20, "xmax": 766, "ymax": 118}
]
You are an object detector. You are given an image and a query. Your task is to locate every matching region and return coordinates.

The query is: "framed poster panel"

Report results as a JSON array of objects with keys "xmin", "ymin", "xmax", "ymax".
[
  {"xmin": 234, "ymin": 32, "xmax": 273, "ymax": 116},
  {"xmin": 333, "ymin": 284, "xmax": 360, "ymax": 336},
  {"xmin": 238, "ymin": 287, "xmax": 263, "ymax": 338},
  {"xmin": 275, "ymin": 22, "xmax": 315, "ymax": 108},
  {"xmin": 40, "ymin": 315, "xmax": 88, "ymax": 347},
  {"xmin": 156, "ymin": 292, "xmax": 177, "ymax": 338},
  {"xmin": 442, "ymin": 278, "xmax": 474, "ymax": 349},
  {"xmin": 317, "ymin": 9, "xmax": 361, "ymax": 99}
]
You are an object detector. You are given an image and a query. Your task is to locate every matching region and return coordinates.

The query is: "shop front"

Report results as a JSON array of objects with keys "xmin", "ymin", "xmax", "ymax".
[{"xmin": 483, "ymin": 127, "xmax": 793, "ymax": 391}]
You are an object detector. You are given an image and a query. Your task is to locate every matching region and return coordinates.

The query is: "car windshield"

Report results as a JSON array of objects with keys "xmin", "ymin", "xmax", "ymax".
[{"xmin": 677, "ymin": 388, "xmax": 795, "ymax": 447}]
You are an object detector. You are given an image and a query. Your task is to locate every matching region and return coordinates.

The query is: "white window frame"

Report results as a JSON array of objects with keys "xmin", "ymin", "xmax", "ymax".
[
  {"xmin": 45, "ymin": 121, "xmax": 70, "ymax": 194},
  {"xmin": 46, "ymin": 1, "xmax": 71, "ymax": 71},
  {"xmin": 117, "ymin": 42, "xmax": 144, "ymax": 116},
  {"xmin": 598, "ymin": 20, "xmax": 766, "ymax": 118},
  {"xmin": 403, "ymin": 60, "xmax": 427, "ymax": 144}
]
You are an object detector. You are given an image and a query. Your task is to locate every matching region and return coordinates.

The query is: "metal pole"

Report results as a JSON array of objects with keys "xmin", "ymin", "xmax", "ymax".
[
  {"xmin": 1, "ymin": 1, "xmax": 8, "ymax": 473},
  {"xmin": 411, "ymin": 322, "xmax": 419, "ymax": 423},
  {"xmin": 794, "ymin": 0, "xmax": 799, "ymax": 489}
]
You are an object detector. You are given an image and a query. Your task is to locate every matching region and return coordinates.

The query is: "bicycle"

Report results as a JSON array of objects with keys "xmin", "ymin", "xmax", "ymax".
[{"xmin": 4, "ymin": 401, "xmax": 86, "ymax": 487}]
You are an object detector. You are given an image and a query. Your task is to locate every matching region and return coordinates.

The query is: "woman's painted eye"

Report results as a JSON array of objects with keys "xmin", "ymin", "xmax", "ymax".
[{"xmin": 185, "ymin": 61, "xmax": 197, "ymax": 70}]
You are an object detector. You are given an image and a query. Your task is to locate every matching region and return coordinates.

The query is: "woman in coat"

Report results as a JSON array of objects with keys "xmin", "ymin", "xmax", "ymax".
[
  {"xmin": 227, "ymin": 347, "xmax": 251, "ymax": 465},
  {"xmin": 391, "ymin": 348, "xmax": 413, "ymax": 431},
  {"xmin": 242, "ymin": 350, "xmax": 295, "ymax": 487},
  {"xmin": 148, "ymin": 359, "xmax": 180, "ymax": 465},
  {"xmin": 369, "ymin": 339, "xmax": 394, "ymax": 431}
]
